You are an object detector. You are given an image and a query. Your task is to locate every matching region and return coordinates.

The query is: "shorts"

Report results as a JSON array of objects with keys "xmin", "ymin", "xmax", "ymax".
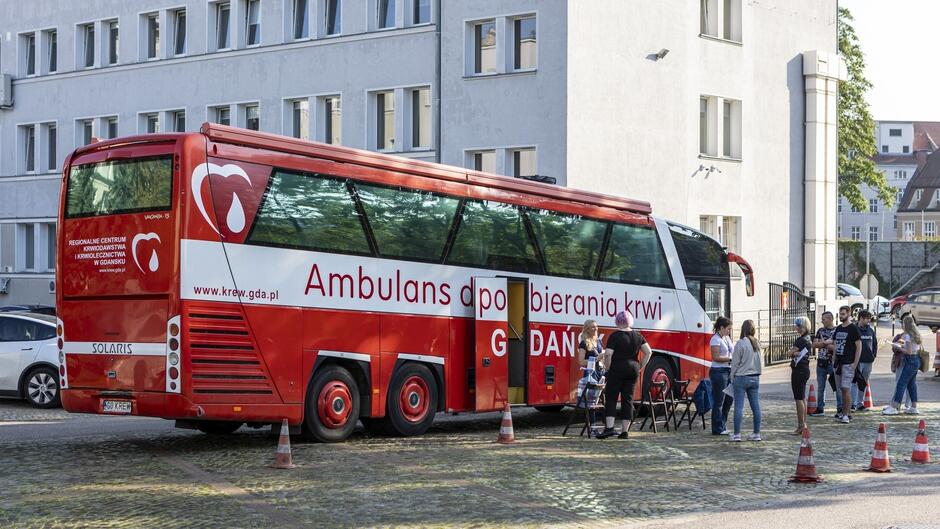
[
  {"xmin": 835, "ymin": 364, "xmax": 856, "ymax": 390},
  {"xmin": 791, "ymin": 365, "xmax": 810, "ymax": 400}
]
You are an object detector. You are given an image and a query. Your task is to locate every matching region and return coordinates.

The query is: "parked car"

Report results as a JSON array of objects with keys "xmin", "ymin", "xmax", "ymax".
[
  {"xmin": 0, "ymin": 305, "xmax": 56, "ymax": 316},
  {"xmin": 890, "ymin": 287, "xmax": 939, "ymax": 317},
  {"xmin": 836, "ymin": 283, "xmax": 888, "ymax": 317},
  {"xmin": 896, "ymin": 289, "xmax": 940, "ymax": 332},
  {"xmin": 0, "ymin": 312, "xmax": 61, "ymax": 408}
]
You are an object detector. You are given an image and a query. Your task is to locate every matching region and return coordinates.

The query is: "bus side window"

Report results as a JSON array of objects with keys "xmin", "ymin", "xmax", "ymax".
[
  {"xmin": 526, "ymin": 209, "xmax": 606, "ymax": 279},
  {"xmin": 446, "ymin": 200, "xmax": 541, "ymax": 274},
  {"xmin": 598, "ymin": 224, "xmax": 673, "ymax": 287}
]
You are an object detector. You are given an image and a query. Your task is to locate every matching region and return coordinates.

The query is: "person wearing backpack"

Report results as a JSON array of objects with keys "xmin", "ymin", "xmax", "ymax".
[{"xmin": 729, "ymin": 320, "xmax": 762, "ymax": 442}]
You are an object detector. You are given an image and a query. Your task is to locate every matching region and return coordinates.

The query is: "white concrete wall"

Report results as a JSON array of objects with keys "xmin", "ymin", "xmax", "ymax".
[
  {"xmin": 566, "ymin": 0, "xmax": 837, "ymax": 314},
  {"xmin": 877, "ymin": 121, "xmax": 914, "ymax": 155}
]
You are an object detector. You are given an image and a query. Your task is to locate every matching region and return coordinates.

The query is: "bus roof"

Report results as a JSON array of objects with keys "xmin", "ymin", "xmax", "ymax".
[{"xmin": 69, "ymin": 124, "xmax": 653, "ymax": 217}]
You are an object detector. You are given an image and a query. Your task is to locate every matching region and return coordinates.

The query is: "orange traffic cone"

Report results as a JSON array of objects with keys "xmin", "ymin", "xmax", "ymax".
[
  {"xmin": 789, "ymin": 428, "xmax": 823, "ymax": 483},
  {"xmin": 270, "ymin": 418, "xmax": 296, "ymax": 469},
  {"xmin": 806, "ymin": 384, "xmax": 817, "ymax": 415},
  {"xmin": 497, "ymin": 403, "xmax": 515, "ymax": 444},
  {"xmin": 912, "ymin": 419, "xmax": 931, "ymax": 463},
  {"xmin": 862, "ymin": 386, "xmax": 873, "ymax": 409},
  {"xmin": 865, "ymin": 423, "xmax": 892, "ymax": 472}
]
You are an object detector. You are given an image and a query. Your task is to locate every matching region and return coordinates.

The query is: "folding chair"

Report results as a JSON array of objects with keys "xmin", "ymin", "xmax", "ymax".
[
  {"xmin": 563, "ymin": 370, "xmax": 606, "ymax": 438},
  {"xmin": 667, "ymin": 379, "xmax": 698, "ymax": 430},
  {"xmin": 638, "ymin": 380, "xmax": 671, "ymax": 433}
]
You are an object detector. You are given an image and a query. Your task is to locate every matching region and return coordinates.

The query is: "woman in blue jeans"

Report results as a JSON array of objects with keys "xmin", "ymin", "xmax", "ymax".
[
  {"xmin": 883, "ymin": 315, "xmax": 920, "ymax": 415},
  {"xmin": 730, "ymin": 320, "xmax": 762, "ymax": 441},
  {"xmin": 709, "ymin": 317, "xmax": 734, "ymax": 435}
]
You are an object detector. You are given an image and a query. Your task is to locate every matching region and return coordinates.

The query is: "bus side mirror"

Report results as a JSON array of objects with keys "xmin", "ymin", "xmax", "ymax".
[{"xmin": 727, "ymin": 252, "xmax": 755, "ymax": 297}]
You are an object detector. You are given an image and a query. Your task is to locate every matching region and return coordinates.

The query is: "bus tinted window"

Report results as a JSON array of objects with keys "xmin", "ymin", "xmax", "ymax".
[
  {"xmin": 447, "ymin": 200, "xmax": 540, "ymax": 273},
  {"xmin": 356, "ymin": 184, "xmax": 459, "ymax": 261},
  {"xmin": 527, "ymin": 209, "xmax": 606, "ymax": 278},
  {"xmin": 65, "ymin": 156, "xmax": 172, "ymax": 218},
  {"xmin": 599, "ymin": 224, "xmax": 673, "ymax": 287},
  {"xmin": 668, "ymin": 223, "xmax": 728, "ymax": 278},
  {"xmin": 247, "ymin": 170, "xmax": 370, "ymax": 255}
]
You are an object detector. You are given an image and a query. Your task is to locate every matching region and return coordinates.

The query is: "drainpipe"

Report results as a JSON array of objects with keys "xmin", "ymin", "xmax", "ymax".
[{"xmin": 434, "ymin": 0, "xmax": 442, "ymax": 163}]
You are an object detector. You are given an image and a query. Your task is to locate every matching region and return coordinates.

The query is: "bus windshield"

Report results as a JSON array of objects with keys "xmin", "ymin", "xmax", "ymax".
[{"xmin": 65, "ymin": 156, "xmax": 173, "ymax": 218}]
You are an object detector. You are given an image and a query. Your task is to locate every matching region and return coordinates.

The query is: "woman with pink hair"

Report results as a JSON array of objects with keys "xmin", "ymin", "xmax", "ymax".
[{"xmin": 596, "ymin": 310, "xmax": 652, "ymax": 439}]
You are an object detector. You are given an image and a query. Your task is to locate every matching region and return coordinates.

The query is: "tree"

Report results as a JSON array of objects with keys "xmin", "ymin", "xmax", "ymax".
[{"xmin": 838, "ymin": 7, "xmax": 894, "ymax": 211}]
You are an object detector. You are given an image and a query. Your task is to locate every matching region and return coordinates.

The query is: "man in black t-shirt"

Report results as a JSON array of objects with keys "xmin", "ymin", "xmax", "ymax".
[
  {"xmin": 832, "ymin": 305, "xmax": 862, "ymax": 423},
  {"xmin": 853, "ymin": 310, "xmax": 876, "ymax": 411},
  {"xmin": 810, "ymin": 311, "xmax": 839, "ymax": 416}
]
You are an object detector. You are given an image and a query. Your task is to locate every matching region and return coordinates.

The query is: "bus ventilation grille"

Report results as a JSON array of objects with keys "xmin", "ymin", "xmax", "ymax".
[{"xmin": 185, "ymin": 307, "xmax": 276, "ymax": 401}]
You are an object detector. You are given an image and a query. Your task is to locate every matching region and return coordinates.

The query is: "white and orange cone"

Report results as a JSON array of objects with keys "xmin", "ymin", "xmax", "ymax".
[
  {"xmin": 862, "ymin": 386, "xmax": 873, "ymax": 409},
  {"xmin": 806, "ymin": 384, "xmax": 818, "ymax": 415},
  {"xmin": 789, "ymin": 428, "xmax": 823, "ymax": 483},
  {"xmin": 912, "ymin": 419, "xmax": 931, "ymax": 464},
  {"xmin": 270, "ymin": 418, "xmax": 297, "ymax": 469},
  {"xmin": 865, "ymin": 423, "xmax": 892, "ymax": 472},
  {"xmin": 497, "ymin": 403, "xmax": 515, "ymax": 444}
]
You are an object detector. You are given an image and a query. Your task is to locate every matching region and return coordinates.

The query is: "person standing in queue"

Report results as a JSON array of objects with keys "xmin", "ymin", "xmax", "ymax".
[
  {"xmin": 730, "ymin": 320, "xmax": 762, "ymax": 442},
  {"xmin": 832, "ymin": 305, "xmax": 862, "ymax": 424},
  {"xmin": 809, "ymin": 311, "xmax": 839, "ymax": 417},
  {"xmin": 853, "ymin": 310, "xmax": 876, "ymax": 411},
  {"xmin": 788, "ymin": 317, "xmax": 813, "ymax": 434},
  {"xmin": 578, "ymin": 319, "xmax": 603, "ymax": 370},
  {"xmin": 709, "ymin": 317, "xmax": 734, "ymax": 435},
  {"xmin": 596, "ymin": 310, "xmax": 652, "ymax": 439}
]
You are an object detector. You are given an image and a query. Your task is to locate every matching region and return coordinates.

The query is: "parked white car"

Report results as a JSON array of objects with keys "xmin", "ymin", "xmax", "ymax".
[
  {"xmin": 836, "ymin": 283, "xmax": 890, "ymax": 317},
  {"xmin": 0, "ymin": 312, "xmax": 61, "ymax": 408}
]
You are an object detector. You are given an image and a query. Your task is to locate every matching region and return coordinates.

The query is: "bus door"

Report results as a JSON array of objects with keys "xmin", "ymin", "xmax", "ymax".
[
  {"xmin": 473, "ymin": 277, "xmax": 509, "ymax": 412},
  {"xmin": 502, "ymin": 278, "xmax": 527, "ymax": 405}
]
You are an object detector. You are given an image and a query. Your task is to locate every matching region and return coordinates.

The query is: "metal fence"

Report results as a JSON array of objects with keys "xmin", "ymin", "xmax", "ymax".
[{"xmin": 764, "ymin": 283, "xmax": 816, "ymax": 365}]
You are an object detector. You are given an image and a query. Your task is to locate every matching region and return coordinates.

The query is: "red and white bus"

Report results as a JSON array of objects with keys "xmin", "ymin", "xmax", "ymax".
[{"xmin": 56, "ymin": 124, "xmax": 754, "ymax": 441}]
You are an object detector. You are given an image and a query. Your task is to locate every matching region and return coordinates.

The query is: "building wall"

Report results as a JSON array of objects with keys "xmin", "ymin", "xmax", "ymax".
[
  {"xmin": 566, "ymin": 0, "xmax": 837, "ymax": 313},
  {"xmin": 877, "ymin": 121, "xmax": 914, "ymax": 155},
  {"xmin": 838, "ymin": 162, "xmax": 915, "ymax": 242}
]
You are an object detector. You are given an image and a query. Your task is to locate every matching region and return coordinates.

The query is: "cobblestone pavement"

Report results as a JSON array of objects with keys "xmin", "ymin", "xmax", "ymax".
[{"xmin": 2, "ymin": 353, "xmax": 939, "ymax": 528}]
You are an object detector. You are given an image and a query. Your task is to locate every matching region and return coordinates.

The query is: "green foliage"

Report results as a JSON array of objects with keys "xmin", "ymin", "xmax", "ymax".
[{"xmin": 838, "ymin": 7, "xmax": 895, "ymax": 211}]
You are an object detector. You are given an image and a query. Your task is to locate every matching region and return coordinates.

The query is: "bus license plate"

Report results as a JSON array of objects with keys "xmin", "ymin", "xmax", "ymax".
[{"xmin": 102, "ymin": 400, "xmax": 132, "ymax": 414}]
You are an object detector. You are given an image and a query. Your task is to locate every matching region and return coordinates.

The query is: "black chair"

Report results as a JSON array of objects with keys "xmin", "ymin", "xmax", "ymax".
[
  {"xmin": 638, "ymin": 380, "xmax": 671, "ymax": 433},
  {"xmin": 667, "ymin": 379, "xmax": 701, "ymax": 430},
  {"xmin": 563, "ymin": 372, "xmax": 606, "ymax": 438}
]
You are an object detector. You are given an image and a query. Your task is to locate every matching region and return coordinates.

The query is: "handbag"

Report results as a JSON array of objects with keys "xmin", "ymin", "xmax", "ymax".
[{"xmin": 918, "ymin": 346, "xmax": 931, "ymax": 373}]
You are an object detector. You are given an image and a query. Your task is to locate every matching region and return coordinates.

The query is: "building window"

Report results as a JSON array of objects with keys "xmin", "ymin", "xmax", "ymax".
[
  {"xmin": 896, "ymin": 190, "xmax": 904, "ymax": 206},
  {"xmin": 46, "ymin": 224, "xmax": 56, "ymax": 271},
  {"xmin": 378, "ymin": 0, "xmax": 395, "ymax": 29},
  {"xmin": 172, "ymin": 111, "xmax": 186, "ymax": 132},
  {"xmin": 146, "ymin": 14, "xmax": 160, "ymax": 59},
  {"xmin": 326, "ymin": 0, "xmax": 342, "ymax": 35},
  {"xmin": 46, "ymin": 124, "xmax": 57, "ymax": 171},
  {"xmin": 902, "ymin": 221, "xmax": 915, "ymax": 240},
  {"xmin": 81, "ymin": 23, "xmax": 95, "ymax": 68},
  {"xmin": 216, "ymin": 2, "xmax": 232, "ymax": 50},
  {"xmin": 915, "ymin": 189, "xmax": 923, "ymax": 203},
  {"xmin": 513, "ymin": 16, "xmax": 536, "ymax": 70},
  {"xmin": 411, "ymin": 87, "xmax": 430, "ymax": 150},
  {"xmin": 701, "ymin": 0, "xmax": 741, "ymax": 42},
  {"xmin": 903, "ymin": 145, "xmax": 910, "ymax": 154},
  {"xmin": 107, "ymin": 117, "xmax": 118, "ymax": 139},
  {"xmin": 142, "ymin": 113, "xmax": 159, "ymax": 133},
  {"xmin": 889, "ymin": 128, "xmax": 902, "ymax": 136},
  {"xmin": 293, "ymin": 0, "xmax": 309, "ymax": 39},
  {"xmin": 869, "ymin": 198, "xmax": 878, "ymax": 213},
  {"xmin": 413, "ymin": 0, "xmax": 430, "ymax": 24},
  {"xmin": 213, "ymin": 106, "xmax": 231, "ymax": 125},
  {"xmin": 24, "ymin": 33, "xmax": 36, "ymax": 76},
  {"xmin": 376, "ymin": 91, "xmax": 395, "ymax": 151},
  {"xmin": 244, "ymin": 104, "xmax": 260, "ymax": 131},
  {"xmin": 46, "ymin": 30, "xmax": 57, "ymax": 73},
  {"xmin": 474, "ymin": 20, "xmax": 497, "ymax": 74},
  {"xmin": 699, "ymin": 96, "xmax": 741, "ymax": 159},
  {"xmin": 22, "ymin": 125, "xmax": 36, "ymax": 173},
  {"xmin": 895, "ymin": 170, "xmax": 908, "ymax": 179},
  {"xmin": 869, "ymin": 226, "xmax": 878, "ymax": 241},
  {"xmin": 470, "ymin": 150, "xmax": 496, "ymax": 173},
  {"xmin": 173, "ymin": 9, "xmax": 187, "ymax": 55},
  {"xmin": 722, "ymin": 100, "xmax": 733, "ymax": 157},
  {"xmin": 882, "ymin": 145, "xmax": 888, "ymax": 153},
  {"xmin": 291, "ymin": 99, "xmax": 309, "ymax": 139},
  {"xmin": 246, "ymin": 0, "xmax": 261, "ymax": 46},
  {"xmin": 107, "ymin": 20, "xmax": 119, "ymax": 64},
  {"xmin": 894, "ymin": 215, "xmax": 898, "ymax": 230},
  {"xmin": 22, "ymin": 224, "xmax": 36, "ymax": 271},
  {"xmin": 511, "ymin": 148, "xmax": 536, "ymax": 178},
  {"xmin": 926, "ymin": 222, "xmax": 937, "ymax": 239},
  {"xmin": 850, "ymin": 226, "xmax": 860, "ymax": 241},
  {"xmin": 79, "ymin": 119, "xmax": 94, "ymax": 145},
  {"xmin": 699, "ymin": 97, "xmax": 710, "ymax": 155},
  {"xmin": 323, "ymin": 95, "xmax": 341, "ymax": 144},
  {"xmin": 850, "ymin": 203, "xmax": 860, "ymax": 213},
  {"xmin": 838, "ymin": 197, "xmax": 842, "ymax": 213}
]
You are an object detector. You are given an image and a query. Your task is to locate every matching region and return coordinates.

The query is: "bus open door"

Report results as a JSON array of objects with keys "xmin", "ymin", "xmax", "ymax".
[{"xmin": 473, "ymin": 277, "xmax": 509, "ymax": 412}]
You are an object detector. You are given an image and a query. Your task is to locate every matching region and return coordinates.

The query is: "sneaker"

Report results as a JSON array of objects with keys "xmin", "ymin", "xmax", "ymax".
[
  {"xmin": 729, "ymin": 434, "xmax": 742, "ymax": 442},
  {"xmin": 839, "ymin": 415, "xmax": 851, "ymax": 424},
  {"xmin": 808, "ymin": 410, "xmax": 824, "ymax": 417},
  {"xmin": 834, "ymin": 412, "xmax": 844, "ymax": 421},
  {"xmin": 882, "ymin": 406, "xmax": 900, "ymax": 416},
  {"xmin": 850, "ymin": 404, "xmax": 859, "ymax": 412},
  {"xmin": 596, "ymin": 427, "xmax": 617, "ymax": 439},
  {"xmin": 719, "ymin": 429, "xmax": 730, "ymax": 435},
  {"xmin": 747, "ymin": 433, "xmax": 762, "ymax": 442},
  {"xmin": 856, "ymin": 406, "xmax": 869, "ymax": 413},
  {"xmin": 904, "ymin": 407, "xmax": 920, "ymax": 415}
]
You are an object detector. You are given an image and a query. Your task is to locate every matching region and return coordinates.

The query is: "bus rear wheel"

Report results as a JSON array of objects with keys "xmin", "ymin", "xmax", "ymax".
[
  {"xmin": 640, "ymin": 356, "xmax": 674, "ymax": 417},
  {"xmin": 304, "ymin": 365, "xmax": 360, "ymax": 443},
  {"xmin": 383, "ymin": 363, "xmax": 438, "ymax": 437}
]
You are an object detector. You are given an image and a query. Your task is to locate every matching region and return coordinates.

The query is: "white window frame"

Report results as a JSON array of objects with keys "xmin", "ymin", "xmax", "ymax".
[
  {"xmin": 283, "ymin": 96, "xmax": 311, "ymax": 139},
  {"xmin": 19, "ymin": 32, "xmax": 38, "ymax": 77},
  {"xmin": 172, "ymin": 8, "xmax": 188, "ymax": 56},
  {"xmin": 18, "ymin": 124, "xmax": 38, "ymax": 174},
  {"xmin": 869, "ymin": 198, "xmax": 878, "ymax": 213},
  {"xmin": 138, "ymin": 112, "xmax": 161, "ymax": 134},
  {"xmin": 926, "ymin": 221, "xmax": 937, "ymax": 239},
  {"xmin": 850, "ymin": 226, "xmax": 860, "ymax": 241},
  {"xmin": 700, "ymin": 0, "xmax": 742, "ymax": 43},
  {"xmin": 700, "ymin": 94, "xmax": 741, "ymax": 160},
  {"xmin": 239, "ymin": 102, "xmax": 261, "ymax": 130},
  {"xmin": 464, "ymin": 12, "xmax": 539, "ymax": 77},
  {"xmin": 42, "ymin": 28, "xmax": 58, "ymax": 74},
  {"xmin": 76, "ymin": 21, "xmax": 97, "ymax": 69},
  {"xmin": 466, "ymin": 148, "xmax": 498, "ymax": 174},
  {"xmin": 16, "ymin": 223, "xmax": 39, "ymax": 273},
  {"xmin": 406, "ymin": 86, "xmax": 431, "ymax": 151},
  {"xmin": 105, "ymin": 116, "xmax": 119, "ymax": 139},
  {"xmin": 508, "ymin": 147, "xmax": 537, "ymax": 178},
  {"xmin": 41, "ymin": 122, "xmax": 58, "ymax": 172},
  {"xmin": 319, "ymin": 94, "xmax": 342, "ymax": 145},
  {"xmin": 74, "ymin": 117, "xmax": 96, "ymax": 147},
  {"xmin": 371, "ymin": 0, "xmax": 401, "ymax": 31},
  {"xmin": 140, "ymin": 12, "xmax": 161, "ymax": 60},
  {"xmin": 104, "ymin": 19, "xmax": 119, "ymax": 65},
  {"xmin": 210, "ymin": 1, "xmax": 234, "ymax": 52},
  {"xmin": 372, "ymin": 90, "xmax": 397, "ymax": 152},
  {"xmin": 902, "ymin": 221, "xmax": 915, "ymax": 241},
  {"xmin": 44, "ymin": 223, "xmax": 57, "ymax": 272},
  {"xmin": 208, "ymin": 103, "xmax": 234, "ymax": 125},
  {"xmin": 409, "ymin": 0, "xmax": 432, "ymax": 26},
  {"xmin": 245, "ymin": 0, "xmax": 262, "ymax": 47},
  {"xmin": 320, "ymin": 0, "xmax": 343, "ymax": 36},
  {"xmin": 510, "ymin": 14, "xmax": 537, "ymax": 71},
  {"xmin": 869, "ymin": 226, "xmax": 878, "ymax": 242},
  {"xmin": 286, "ymin": 0, "xmax": 313, "ymax": 41}
]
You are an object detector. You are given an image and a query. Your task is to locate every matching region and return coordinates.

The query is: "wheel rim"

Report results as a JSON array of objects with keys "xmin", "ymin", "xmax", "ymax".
[
  {"xmin": 317, "ymin": 381, "xmax": 353, "ymax": 429},
  {"xmin": 27, "ymin": 372, "xmax": 57, "ymax": 405},
  {"xmin": 650, "ymin": 367, "xmax": 670, "ymax": 398},
  {"xmin": 398, "ymin": 375, "xmax": 430, "ymax": 423}
]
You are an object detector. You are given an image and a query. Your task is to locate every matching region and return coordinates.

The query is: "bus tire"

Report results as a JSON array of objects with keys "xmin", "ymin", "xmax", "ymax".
[
  {"xmin": 534, "ymin": 405, "xmax": 566, "ymax": 413},
  {"xmin": 196, "ymin": 421, "xmax": 243, "ymax": 435},
  {"xmin": 384, "ymin": 363, "xmax": 438, "ymax": 437},
  {"xmin": 640, "ymin": 356, "xmax": 674, "ymax": 418},
  {"xmin": 304, "ymin": 365, "xmax": 360, "ymax": 443}
]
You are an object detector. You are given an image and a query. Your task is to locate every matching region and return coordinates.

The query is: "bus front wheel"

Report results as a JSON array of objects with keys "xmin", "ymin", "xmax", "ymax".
[
  {"xmin": 304, "ymin": 365, "xmax": 361, "ymax": 443},
  {"xmin": 640, "ymin": 356, "xmax": 674, "ymax": 417}
]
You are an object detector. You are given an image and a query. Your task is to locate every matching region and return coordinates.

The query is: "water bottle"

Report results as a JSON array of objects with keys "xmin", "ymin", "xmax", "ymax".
[{"xmin": 587, "ymin": 356, "xmax": 596, "ymax": 374}]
